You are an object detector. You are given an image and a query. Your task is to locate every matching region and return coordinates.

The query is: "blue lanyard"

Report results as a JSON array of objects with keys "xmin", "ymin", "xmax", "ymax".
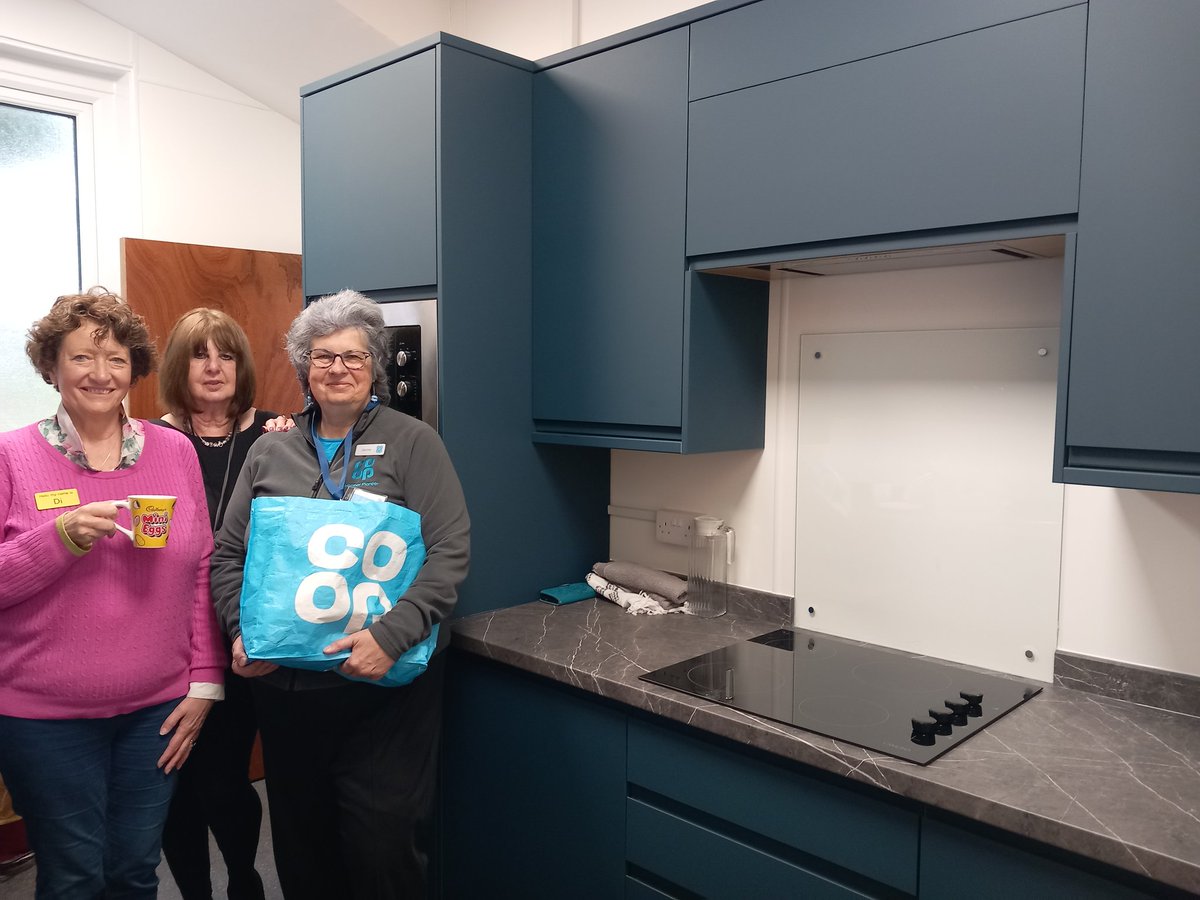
[
  {"xmin": 312, "ymin": 417, "xmax": 352, "ymax": 500},
  {"xmin": 309, "ymin": 399, "xmax": 378, "ymax": 500}
]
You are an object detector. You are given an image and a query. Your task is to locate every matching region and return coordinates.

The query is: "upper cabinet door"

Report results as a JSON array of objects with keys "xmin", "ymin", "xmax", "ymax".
[
  {"xmin": 686, "ymin": 7, "xmax": 1086, "ymax": 258},
  {"xmin": 689, "ymin": 0, "xmax": 1080, "ymax": 101},
  {"xmin": 1059, "ymin": 0, "xmax": 1200, "ymax": 491},
  {"xmin": 302, "ymin": 51, "xmax": 437, "ymax": 298},
  {"xmin": 532, "ymin": 29, "xmax": 690, "ymax": 439}
]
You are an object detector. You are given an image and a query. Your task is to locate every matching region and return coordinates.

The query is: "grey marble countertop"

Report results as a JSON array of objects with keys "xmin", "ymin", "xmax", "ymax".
[{"xmin": 451, "ymin": 597, "xmax": 1200, "ymax": 896}]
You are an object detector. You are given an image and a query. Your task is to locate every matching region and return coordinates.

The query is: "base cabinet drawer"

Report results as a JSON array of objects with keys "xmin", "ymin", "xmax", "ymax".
[
  {"xmin": 628, "ymin": 719, "xmax": 918, "ymax": 893},
  {"xmin": 627, "ymin": 797, "xmax": 878, "ymax": 899},
  {"xmin": 920, "ymin": 817, "xmax": 1162, "ymax": 900}
]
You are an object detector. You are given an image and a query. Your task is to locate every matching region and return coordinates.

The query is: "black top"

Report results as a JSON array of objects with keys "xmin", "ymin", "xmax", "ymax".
[{"xmin": 153, "ymin": 409, "xmax": 276, "ymax": 533}]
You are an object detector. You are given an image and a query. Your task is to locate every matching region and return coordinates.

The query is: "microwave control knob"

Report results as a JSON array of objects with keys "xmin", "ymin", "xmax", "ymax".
[
  {"xmin": 928, "ymin": 708, "xmax": 955, "ymax": 735},
  {"xmin": 944, "ymin": 698, "xmax": 970, "ymax": 726},
  {"xmin": 394, "ymin": 349, "xmax": 416, "ymax": 367},
  {"xmin": 394, "ymin": 379, "xmax": 413, "ymax": 398}
]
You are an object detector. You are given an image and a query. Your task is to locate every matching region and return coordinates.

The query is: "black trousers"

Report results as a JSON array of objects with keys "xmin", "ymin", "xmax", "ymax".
[
  {"xmin": 162, "ymin": 670, "xmax": 265, "ymax": 900},
  {"xmin": 250, "ymin": 652, "xmax": 445, "ymax": 900}
]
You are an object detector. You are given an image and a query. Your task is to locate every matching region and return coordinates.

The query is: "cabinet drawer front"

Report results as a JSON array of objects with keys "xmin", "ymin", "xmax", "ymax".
[
  {"xmin": 686, "ymin": 7, "xmax": 1085, "ymax": 257},
  {"xmin": 627, "ymin": 798, "xmax": 874, "ymax": 900},
  {"xmin": 628, "ymin": 720, "xmax": 918, "ymax": 892},
  {"xmin": 921, "ymin": 818, "xmax": 1158, "ymax": 900},
  {"xmin": 689, "ymin": 0, "xmax": 1081, "ymax": 101}
]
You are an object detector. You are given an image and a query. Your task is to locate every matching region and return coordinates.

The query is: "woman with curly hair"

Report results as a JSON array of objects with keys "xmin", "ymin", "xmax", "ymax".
[{"xmin": 0, "ymin": 288, "xmax": 225, "ymax": 898}]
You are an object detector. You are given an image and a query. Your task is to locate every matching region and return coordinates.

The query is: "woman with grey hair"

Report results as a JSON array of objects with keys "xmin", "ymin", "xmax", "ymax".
[{"xmin": 209, "ymin": 289, "xmax": 470, "ymax": 899}]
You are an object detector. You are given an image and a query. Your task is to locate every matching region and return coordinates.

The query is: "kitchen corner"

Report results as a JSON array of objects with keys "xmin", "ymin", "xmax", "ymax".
[{"xmin": 448, "ymin": 596, "xmax": 1200, "ymax": 898}]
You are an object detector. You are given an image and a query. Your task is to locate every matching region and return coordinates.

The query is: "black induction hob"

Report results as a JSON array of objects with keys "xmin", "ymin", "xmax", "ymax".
[{"xmin": 639, "ymin": 627, "xmax": 1042, "ymax": 765}]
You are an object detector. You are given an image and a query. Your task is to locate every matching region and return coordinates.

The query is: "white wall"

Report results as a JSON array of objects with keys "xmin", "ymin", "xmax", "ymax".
[
  {"xmin": 448, "ymin": 0, "xmax": 709, "ymax": 61},
  {"xmin": 0, "ymin": 0, "xmax": 301, "ymax": 279},
  {"xmin": 611, "ymin": 259, "xmax": 1200, "ymax": 679}
]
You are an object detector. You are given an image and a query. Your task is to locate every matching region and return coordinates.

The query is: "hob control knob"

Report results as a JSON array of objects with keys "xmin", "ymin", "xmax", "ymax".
[
  {"xmin": 944, "ymin": 698, "xmax": 970, "ymax": 726},
  {"xmin": 911, "ymin": 717, "xmax": 937, "ymax": 746},
  {"xmin": 928, "ymin": 708, "xmax": 955, "ymax": 735},
  {"xmin": 959, "ymin": 690, "xmax": 984, "ymax": 716}
]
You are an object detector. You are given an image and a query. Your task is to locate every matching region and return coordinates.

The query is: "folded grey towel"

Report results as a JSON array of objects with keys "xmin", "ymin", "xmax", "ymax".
[{"xmin": 592, "ymin": 561, "xmax": 687, "ymax": 605}]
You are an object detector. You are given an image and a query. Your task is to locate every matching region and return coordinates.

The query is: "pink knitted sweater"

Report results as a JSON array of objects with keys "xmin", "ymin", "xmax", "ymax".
[{"xmin": 0, "ymin": 422, "xmax": 227, "ymax": 719}]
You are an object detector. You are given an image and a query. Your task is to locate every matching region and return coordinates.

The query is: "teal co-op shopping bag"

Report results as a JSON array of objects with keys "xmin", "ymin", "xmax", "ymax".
[{"xmin": 239, "ymin": 496, "xmax": 438, "ymax": 687}]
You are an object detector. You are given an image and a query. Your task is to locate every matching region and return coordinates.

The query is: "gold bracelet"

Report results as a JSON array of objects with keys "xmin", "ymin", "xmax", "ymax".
[{"xmin": 56, "ymin": 513, "xmax": 90, "ymax": 556}]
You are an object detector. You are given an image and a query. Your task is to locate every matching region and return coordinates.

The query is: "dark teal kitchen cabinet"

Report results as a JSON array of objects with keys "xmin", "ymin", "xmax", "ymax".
[
  {"xmin": 627, "ymin": 718, "xmax": 920, "ymax": 897},
  {"xmin": 302, "ymin": 49, "xmax": 436, "ymax": 297},
  {"xmin": 531, "ymin": 27, "xmax": 770, "ymax": 452},
  {"xmin": 439, "ymin": 652, "xmax": 1177, "ymax": 899},
  {"xmin": 920, "ymin": 816, "xmax": 1160, "ymax": 900},
  {"xmin": 689, "ymin": 0, "xmax": 1081, "ymax": 101},
  {"xmin": 301, "ymin": 40, "xmax": 610, "ymax": 619},
  {"xmin": 686, "ymin": 6, "xmax": 1086, "ymax": 258},
  {"xmin": 439, "ymin": 652, "xmax": 627, "ymax": 899},
  {"xmin": 1057, "ymin": 0, "xmax": 1200, "ymax": 492}
]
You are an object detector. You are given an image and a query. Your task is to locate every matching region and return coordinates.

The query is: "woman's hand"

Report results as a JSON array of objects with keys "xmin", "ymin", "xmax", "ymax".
[
  {"xmin": 157, "ymin": 696, "xmax": 214, "ymax": 773},
  {"xmin": 263, "ymin": 415, "xmax": 296, "ymax": 433},
  {"xmin": 230, "ymin": 635, "xmax": 279, "ymax": 679},
  {"xmin": 58, "ymin": 501, "xmax": 122, "ymax": 551},
  {"xmin": 324, "ymin": 630, "xmax": 396, "ymax": 681}
]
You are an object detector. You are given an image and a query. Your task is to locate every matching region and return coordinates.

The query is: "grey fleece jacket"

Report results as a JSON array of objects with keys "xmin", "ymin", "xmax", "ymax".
[{"xmin": 210, "ymin": 403, "xmax": 470, "ymax": 690}]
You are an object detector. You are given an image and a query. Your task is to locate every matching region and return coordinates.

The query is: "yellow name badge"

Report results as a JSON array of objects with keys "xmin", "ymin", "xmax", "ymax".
[{"xmin": 35, "ymin": 489, "xmax": 81, "ymax": 511}]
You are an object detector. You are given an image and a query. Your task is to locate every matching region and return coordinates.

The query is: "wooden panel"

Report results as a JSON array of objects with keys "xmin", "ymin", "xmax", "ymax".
[{"xmin": 120, "ymin": 238, "xmax": 304, "ymax": 421}]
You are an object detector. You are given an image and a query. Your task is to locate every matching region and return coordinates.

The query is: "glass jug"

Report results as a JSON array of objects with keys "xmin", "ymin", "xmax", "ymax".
[{"xmin": 687, "ymin": 515, "xmax": 735, "ymax": 618}]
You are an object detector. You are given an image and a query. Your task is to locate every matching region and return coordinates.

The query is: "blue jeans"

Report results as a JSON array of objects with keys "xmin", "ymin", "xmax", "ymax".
[{"xmin": 0, "ymin": 699, "xmax": 179, "ymax": 899}]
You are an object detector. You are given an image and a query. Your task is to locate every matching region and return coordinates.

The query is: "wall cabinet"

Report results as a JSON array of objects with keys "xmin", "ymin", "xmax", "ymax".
[
  {"xmin": 439, "ymin": 653, "xmax": 1167, "ymax": 899},
  {"xmin": 1057, "ymin": 0, "xmax": 1200, "ymax": 492},
  {"xmin": 531, "ymin": 28, "xmax": 769, "ymax": 452},
  {"xmin": 689, "ymin": 0, "xmax": 1079, "ymax": 101},
  {"xmin": 686, "ymin": 6, "xmax": 1086, "ymax": 258},
  {"xmin": 300, "ymin": 41, "xmax": 610, "ymax": 618},
  {"xmin": 302, "ymin": 50, "xmax": 436, "ymax": 297}
]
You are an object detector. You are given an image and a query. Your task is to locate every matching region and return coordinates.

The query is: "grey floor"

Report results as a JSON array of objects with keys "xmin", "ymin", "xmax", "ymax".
[{"xmin": 0, "ymin": 781, "xmax": 283, "ymax": 899}]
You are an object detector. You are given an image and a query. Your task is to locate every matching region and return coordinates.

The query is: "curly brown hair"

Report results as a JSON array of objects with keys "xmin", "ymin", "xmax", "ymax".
[{"xmin": 25, "ymin": 287, "xmax": 157, "ymax": 386}]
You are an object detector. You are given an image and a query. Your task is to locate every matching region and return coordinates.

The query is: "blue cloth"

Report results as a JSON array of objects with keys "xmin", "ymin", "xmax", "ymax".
[
  {"xmin": 0, "ymin": 699, "xmax": 179, "ymax": 897},
  {"xmin": 539, "ymin": 581, "xmax": 597, "ymax": 605}
]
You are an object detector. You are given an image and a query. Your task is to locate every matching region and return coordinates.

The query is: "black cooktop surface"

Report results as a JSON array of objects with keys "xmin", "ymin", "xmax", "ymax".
[{"xmin": 639, "ymin": 627, "xmax": 1042, "ymax": 765}]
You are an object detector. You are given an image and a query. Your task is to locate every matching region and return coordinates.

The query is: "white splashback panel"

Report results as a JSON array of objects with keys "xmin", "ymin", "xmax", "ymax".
[{"xmin": 795, "ymin": 328, "xmax": 1062, "ymax": 680}]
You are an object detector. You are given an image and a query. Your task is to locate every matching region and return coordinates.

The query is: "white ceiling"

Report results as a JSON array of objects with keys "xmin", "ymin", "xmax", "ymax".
[{"xmin": 76, "ymin": 0, "xmax": 449, "ymax": 122}]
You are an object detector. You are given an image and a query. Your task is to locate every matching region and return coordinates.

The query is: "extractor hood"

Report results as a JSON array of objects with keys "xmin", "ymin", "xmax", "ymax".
[{"xmin": 705, "ymin": 235, "xmax": 1065, "ymax": 280}]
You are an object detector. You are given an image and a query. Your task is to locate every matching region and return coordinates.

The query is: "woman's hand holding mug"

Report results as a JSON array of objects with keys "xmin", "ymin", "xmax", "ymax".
[{"xmin": 111, "ymin": 495, "xmax": 177, "ymax": 548}]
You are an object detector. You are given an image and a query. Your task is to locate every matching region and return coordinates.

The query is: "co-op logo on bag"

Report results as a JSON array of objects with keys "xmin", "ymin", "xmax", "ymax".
[{"xmin": 295, "ymin": 523, "xmax": 407, "ymax": 633}]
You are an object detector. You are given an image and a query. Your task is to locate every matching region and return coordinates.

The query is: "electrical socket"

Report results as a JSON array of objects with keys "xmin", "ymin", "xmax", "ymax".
[{"xmin": 655, "ymin": 509, "xmax": 697, "ymax": 546}]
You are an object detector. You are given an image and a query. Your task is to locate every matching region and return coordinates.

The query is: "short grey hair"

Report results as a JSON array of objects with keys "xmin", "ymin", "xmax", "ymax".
[{"xmin": 286, "ymin": 289, "xmax": 390, "ymax": 404}]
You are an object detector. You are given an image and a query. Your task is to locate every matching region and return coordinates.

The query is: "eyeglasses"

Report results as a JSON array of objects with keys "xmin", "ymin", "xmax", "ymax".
[{"xmin": 306, "ymin": 350, "xmax": 372, "ymax": 370}]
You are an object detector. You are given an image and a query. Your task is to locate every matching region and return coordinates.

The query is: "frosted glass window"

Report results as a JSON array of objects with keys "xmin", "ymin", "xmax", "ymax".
[{"xmin": 0, "ymin": 101, "xmax": 80, "ymax": 430}]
